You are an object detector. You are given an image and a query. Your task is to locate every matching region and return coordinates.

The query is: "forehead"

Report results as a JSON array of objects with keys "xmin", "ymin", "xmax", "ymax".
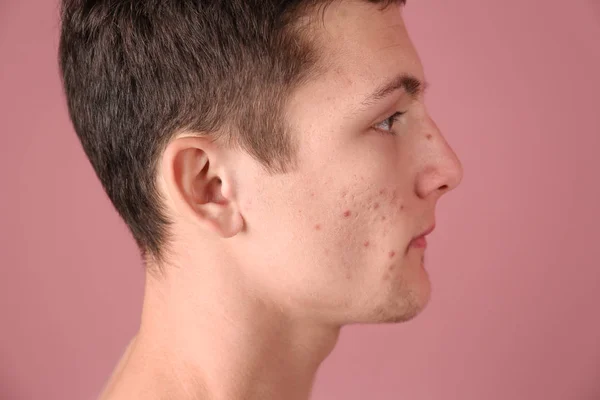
[
  {"xmin": 290, "ymin": 1, "xmax": 424, "ymax": 115},
  {"xmin": 320, "ymin": 2, "xmax": 421, "ymax": 80}
]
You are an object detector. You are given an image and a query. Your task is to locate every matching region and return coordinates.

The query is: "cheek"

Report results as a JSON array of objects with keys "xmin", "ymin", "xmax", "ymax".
[
  {"xmin": 293, "ymin": 187, "xmax": 364, "ymax": 268},
  {"xmin": 312, "ymin": 184, "xmax": 408, "ymax": 261},
  {"xmin": 376, "ymin": 188, "xmax": 407, "ymax": 238},
  {"xmin": 352, "ymin": 186, "xmax": 407, "ymax": 232}
]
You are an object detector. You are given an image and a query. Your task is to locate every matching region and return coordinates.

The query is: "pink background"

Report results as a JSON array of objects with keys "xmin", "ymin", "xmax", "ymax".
[{"xmin": 1, "ymin": 0, "xmax": 599, "ymax": 399}]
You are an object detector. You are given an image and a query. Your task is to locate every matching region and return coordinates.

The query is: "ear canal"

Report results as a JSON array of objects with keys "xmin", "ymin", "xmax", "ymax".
[{"xmin": 206, "ymin": 177, "xmax": 226, "ymax": 205}]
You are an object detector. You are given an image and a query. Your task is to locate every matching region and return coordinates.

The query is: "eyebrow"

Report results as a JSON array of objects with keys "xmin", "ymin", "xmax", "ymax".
[{"xmin": 360, "ymin": 73, "xmax": 428, "ymax": 109}]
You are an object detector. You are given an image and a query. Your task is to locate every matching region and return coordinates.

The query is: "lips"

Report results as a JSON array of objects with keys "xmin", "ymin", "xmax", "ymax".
[
  {"xmin": 410, "ymin": 236, "xmax": 428, "ymax": 248},
  {"xmin": 416, "ymin": 224, "xmax": 436, "ymax": 239},
  {"xmin": 409, "ymin": 223, "xmax": 435, "ymax": 249}
]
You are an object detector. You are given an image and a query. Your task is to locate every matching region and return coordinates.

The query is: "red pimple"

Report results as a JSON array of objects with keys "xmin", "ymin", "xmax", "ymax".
[
  {"xmin": 381, "ymin": 216, "xmax": 386, "ymax": 221},
  {"xmin": 389, "ymin": 251, "xmax": 396, "ymax": 258},
  {"xmin": 315, "ymin": 224, "xmax": 321, "ymax": 231},
  {"xmin": 379, "ymin": 189, "xmax": 386, "ymax": 195},
  {"xmin": 343, "ymin": 210, "xmax": 352, "ymax": 217},
  {"xmin": 400, "ymin": 204, "xmax": 405, "ymax": 210},
  {"xmin": 374, "ymin": 202, "xmax": 380, "ymax": 209},
  {"xmin": 364, "ymin": 241, "xmax": 370, "ymax": 247}
]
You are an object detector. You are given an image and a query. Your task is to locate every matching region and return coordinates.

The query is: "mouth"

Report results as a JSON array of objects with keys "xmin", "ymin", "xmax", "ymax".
[{"xmin": 409, "ymin": 224, "xmax": 436, "ymax": 249}]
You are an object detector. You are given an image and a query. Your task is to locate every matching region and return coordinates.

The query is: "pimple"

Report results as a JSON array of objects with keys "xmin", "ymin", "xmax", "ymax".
[
  {"xmin": 343, "ymin": 210, "xmax": 352, "ymax": 218},
  {"xmin": 315, "ymin": 224, "xmax": 321, "ymax": 231},
  {"xmin": 389, "ymin": 251, "xmax": 396, "ymax": 259},
  {"xmin": 383, "ymin": 272, "xmax": 391, "ymax": 281},
  {"xmin": 426, "ymin": 134, "xmax": 433, "ymax": 140},
  {"xmin": 379, "ymin": 189, "xmax": 386, "ymax": 195},
  {"xmin": 373, "ymin": 202, "xmax": 380, "ymax": 210},
  {"xmin": 364, "ymin": 241, "xmax": 370, "ymax": 247},
  {"xmin": 381, "ymin": 216, "xmax": 386, "ymax": 221}
]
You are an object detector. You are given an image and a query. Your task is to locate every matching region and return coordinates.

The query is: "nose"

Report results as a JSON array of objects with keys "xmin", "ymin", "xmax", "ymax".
[{"xmin": 415, "ymin": 118, "xmax": 464, "ymax": 200}]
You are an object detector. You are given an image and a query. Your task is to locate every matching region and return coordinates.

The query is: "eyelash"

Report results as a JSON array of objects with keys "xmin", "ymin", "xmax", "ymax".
[{"xmin": 373, "ymin": 111, "xmax": 407, "ymax": 135}]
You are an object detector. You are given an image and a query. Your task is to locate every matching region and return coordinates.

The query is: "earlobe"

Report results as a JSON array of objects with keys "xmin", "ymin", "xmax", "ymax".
[
  {"xmin": 190, "ymin": 201, "xmax": 244, "ymax": 238},
  {"xmin": 190, "ymin": 184, "xmax": 244, "ymax": 238},
  {"xmin": 162, "ymin": 136, "xmax": 245, "ymax": 239}
]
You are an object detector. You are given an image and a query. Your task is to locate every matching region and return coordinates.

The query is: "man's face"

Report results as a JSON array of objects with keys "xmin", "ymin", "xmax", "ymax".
[{"xmin": 231, "ymin": 1, "xmax": 463, "ymax": 325}]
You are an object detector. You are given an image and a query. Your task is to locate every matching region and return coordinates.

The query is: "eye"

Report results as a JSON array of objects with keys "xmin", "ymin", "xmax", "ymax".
[{"xmin": 373, "ymin": 111, "xmax": 407, "ymax": 134}]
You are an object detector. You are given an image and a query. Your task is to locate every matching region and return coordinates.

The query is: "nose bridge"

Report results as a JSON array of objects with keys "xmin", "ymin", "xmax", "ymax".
[{"xmin": 416, "ymin": 115, "xmax": 464, "ymax": 198}]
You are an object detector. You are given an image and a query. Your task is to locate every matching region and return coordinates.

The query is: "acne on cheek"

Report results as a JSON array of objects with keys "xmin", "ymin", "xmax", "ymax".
[
  {"xmin": 311, "ymin": 210, "xmax": 351, "ymax": 232},
  {"xmin": 375, "ymin": 189, "xmax": 404, "ymax": 259},
  {"xmin": 329, "ymin": 186, "xmax": 407, "ymax": 242},
  {"xmin": 377, "ymin": 188, "xmax": 404, "ymax": 210},
  {"xmin": 314, "ymin": 185, "xmax": 404, "ymax": 243},
  {"xmin": 390, "ymin": 189, "xmax": 402, "ymax": 207}
]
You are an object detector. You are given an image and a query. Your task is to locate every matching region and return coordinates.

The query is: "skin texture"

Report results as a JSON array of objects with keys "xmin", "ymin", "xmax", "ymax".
[{"xmin": 100, "ymin": 2, "xmax": 463, "ymax": 400}]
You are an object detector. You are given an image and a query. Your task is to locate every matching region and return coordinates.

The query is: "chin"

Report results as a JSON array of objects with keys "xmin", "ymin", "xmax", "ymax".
[
  {"xmin": 335, "ymin": 268, "xmax": 432, "ymax": 326},
  {"xmin": 345, "ymin": 286, "xmax": 430, "ymax": 326},
  {"xmin": 375, "ymin": 275, "xmax": 432, "ymax": 324},
  {"xmin": 385, "ymin": 296, "xmax": 430, "ymax": 323}
]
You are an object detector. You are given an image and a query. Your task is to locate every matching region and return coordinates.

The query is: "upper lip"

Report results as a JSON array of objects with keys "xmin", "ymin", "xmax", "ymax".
[{"xmin": 414, "ymin": 223, "xmax": 436, "ymax": 239}]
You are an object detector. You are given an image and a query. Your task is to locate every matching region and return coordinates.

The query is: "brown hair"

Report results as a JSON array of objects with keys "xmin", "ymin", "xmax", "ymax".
[{"xmin": 58, "ymin": 0, "xmax": 405, "ymax": 268}]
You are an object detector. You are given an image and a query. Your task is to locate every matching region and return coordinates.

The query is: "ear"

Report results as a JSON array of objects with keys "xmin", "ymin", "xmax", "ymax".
[{"xmin": 160, "ymin": 135, "xmax": 244, "ymax": 238}]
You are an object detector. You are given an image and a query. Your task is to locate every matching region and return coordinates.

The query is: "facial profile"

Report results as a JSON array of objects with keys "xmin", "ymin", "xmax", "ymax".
[{"xmin": 162, "ymin": 0, "xmax": 463, "ymax": 326}]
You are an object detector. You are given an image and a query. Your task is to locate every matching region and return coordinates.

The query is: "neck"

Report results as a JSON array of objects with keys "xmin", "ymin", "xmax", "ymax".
[{"xmin": 104, "ymin": 256, "xmax": 341, "ymax": 400}]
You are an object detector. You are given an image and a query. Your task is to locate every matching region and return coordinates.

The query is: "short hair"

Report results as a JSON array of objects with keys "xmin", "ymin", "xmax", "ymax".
[{"xmin": 58, "ymin": 0, "xmax": 405, "ymax": 268}]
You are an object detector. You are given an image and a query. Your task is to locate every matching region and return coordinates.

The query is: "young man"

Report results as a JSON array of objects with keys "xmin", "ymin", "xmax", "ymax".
[{"xmin": 59, "ymin": 0, "xmax": 463, "ymax": 399}]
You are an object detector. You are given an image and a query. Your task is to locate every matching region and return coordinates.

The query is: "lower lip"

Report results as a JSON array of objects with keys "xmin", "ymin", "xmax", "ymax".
[{"xmin": 410, "ymin": 236, "xmax": 427, "ymax": 249}]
